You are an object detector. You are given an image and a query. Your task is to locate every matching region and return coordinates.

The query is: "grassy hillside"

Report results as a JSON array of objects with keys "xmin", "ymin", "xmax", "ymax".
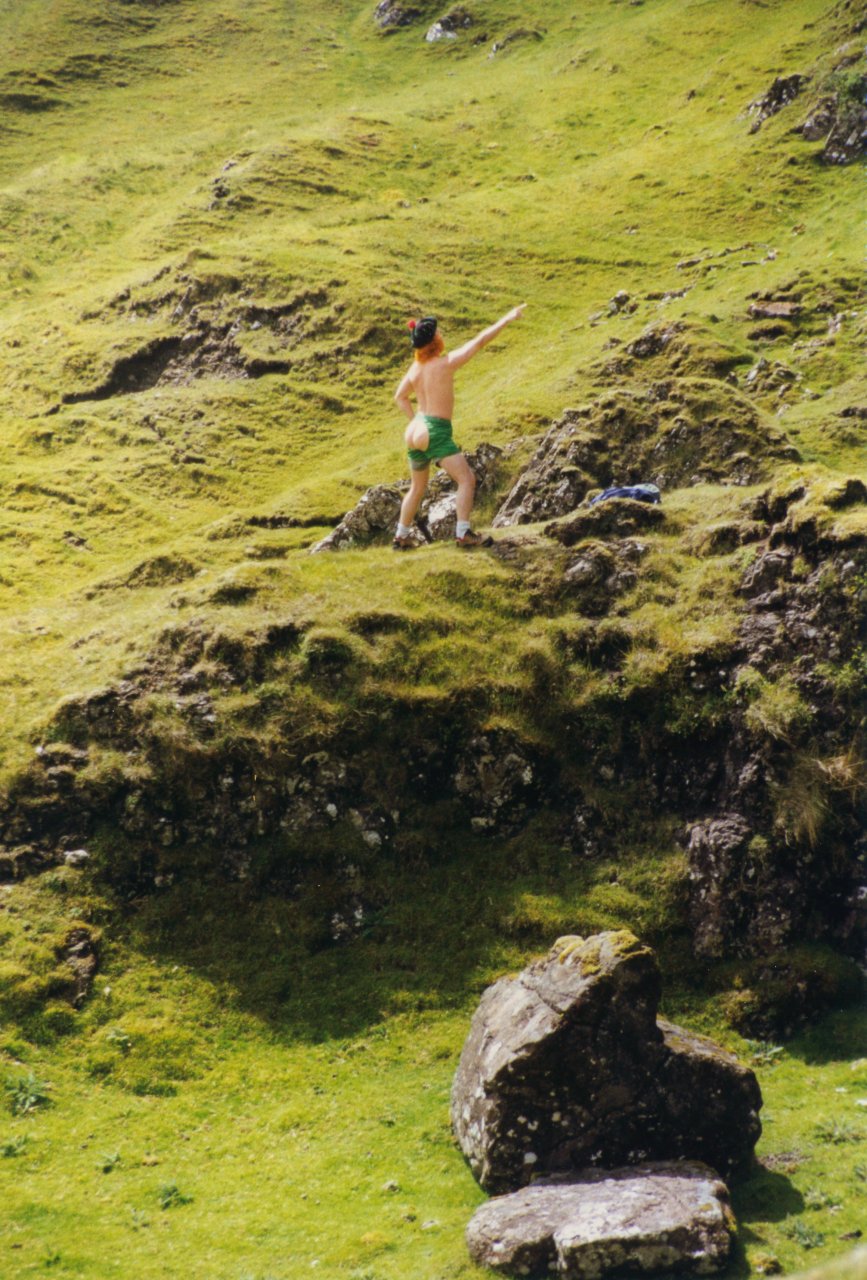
[{"xmin": 0, "ymin": 0, "xmax": 865, "ymax": 1276}]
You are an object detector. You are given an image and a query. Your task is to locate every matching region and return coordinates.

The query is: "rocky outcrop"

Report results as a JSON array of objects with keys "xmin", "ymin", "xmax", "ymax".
[
  {"xmin": 466, "ymin": 1162, "xmax": 734, "ymax": 1278},
  {"xmin": 493, "ymin": 381, "xmax": 794, "ymax": 529},
  {"xmin": 683, "ymin": 488, "xmax": 867, "ymax": 969},
  {"xmin": 748, "ymin": 75, "xmax": 811, "ymax": 131},
  {"xmin": 373, "ymin": 1, "xmax": 421, "ymax": 30},
  {"xmin": 796, "ymin": 75, "xmax": 867, "ymax": 164},
  {"xmin": 310, "ymin": 443, "xmax": 501, "ymax": 551},
  {"xmin": 492, "ymin": 413, "xmax": 596, "ymax": 526},
  {"xmin": 687, "ymin": 815, "xmax": 755, "ymax": 960},
  {"xmin": 452, "ymin": 729, "xmax": 542, "ymax": 833},
  {"xmin": 426, "ymin": 9, "xmax": 472, "ymax": 41},
  {"xmin": 821, "ymin": 96, "xmax": 867, "ymax": 164},
  {"xmin": 545, "ymin": 499, "xmax": 664, "ymax": 546},
  {"xmin": 451, "ymin": 932, "xmax": 762, "ymax": 1194},
  {"xmin": 309, "ymin": 484, "xmax": 404, "ymax": 552}
]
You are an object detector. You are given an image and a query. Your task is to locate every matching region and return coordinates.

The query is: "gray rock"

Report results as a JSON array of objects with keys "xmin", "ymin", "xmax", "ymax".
[
  {"xmin": 687, "ymin": 815, "xmax": 753, "ymax": 959},
  {"xmin": 452, "ymin": 729, "xmax": 541, "ymax": 833},
  {"xmin": 309, "ymin": 444, "xmax": 501, "ymax": 551},
  {"xmin": 546, "ymin": 499, "xmax": 664, "ymax": 547},
  {"xmin": 63, "ymin": 848, "xmax": 90, "ymax": 867},
  {"xmin": 739, "ymin": 549, "xmax": 794, "ymax": 597},
  {"xmin": 748, "ymin": 74, "xmax": 811, "ymax": 131},
  {"xmin": 822, "ymin": 100, "xmax": 867, "ymax": 164},
  {"xmin": 373, "ymin": 2, "xmax": 420, "ymax": 30},
  {"xmin": 426, "ymin": 9, "xmax": 472, "ymax": 41},
  {"xmin": 451, "ymin": 932, "xmax": 761, "ymax": 1193},
  {"xmin": 492, "ymin": 414, "xmax": 597, "ymax": 527},
  {"xmin": 800, "ymin": 96, "xmax": 837, "ymax": 141},
  {"xmin": 309, "ymin": 484, "xmax": 404, "ymax": 552},
  {"xmin": 60, "ymin": 926, "xmax": 99, "ymax": 1007},
  {"xmin": 467, "ymin": 1161, "xmax": 734, "ymax": 1278}
]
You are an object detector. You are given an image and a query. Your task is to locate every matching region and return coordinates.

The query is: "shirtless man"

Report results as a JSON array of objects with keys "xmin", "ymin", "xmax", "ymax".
[{"xmin": 392, "ymin": 305, "xmax": 526, "ymax": 549}]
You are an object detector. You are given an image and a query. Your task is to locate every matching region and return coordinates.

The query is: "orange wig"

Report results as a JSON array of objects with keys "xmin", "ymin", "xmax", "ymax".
[{"xmin": 414, "ymin": 333, "xmax": 445, "ymax": 363}]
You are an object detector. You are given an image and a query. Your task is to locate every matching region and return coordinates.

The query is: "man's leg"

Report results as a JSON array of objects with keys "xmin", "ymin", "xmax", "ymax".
[
  {"xmin": 439, "ymin": 452, "xmax": 476, "ymax": 526},
  {"xmin": 398, "ymin": 465, "xmax": 430, "ymax": 528},
  {"xmin": 394, "ymin": 465, "xmax": 430, "ymax": 548}
]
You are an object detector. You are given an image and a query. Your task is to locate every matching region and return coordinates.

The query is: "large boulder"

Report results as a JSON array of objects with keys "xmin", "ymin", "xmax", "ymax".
[
  {"xmin": 466, "ymin": 1161, "xmax": 735, "ymax": 1279},
  {"xmin": 451, "ymin": 932, "xmax": 761, "ymax": 1193}
]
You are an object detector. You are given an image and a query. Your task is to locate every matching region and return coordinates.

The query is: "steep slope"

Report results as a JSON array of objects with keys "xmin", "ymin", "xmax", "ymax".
[{"xmin": 0, "ymin": 1, "xmax": 865, "ymax": 1277}]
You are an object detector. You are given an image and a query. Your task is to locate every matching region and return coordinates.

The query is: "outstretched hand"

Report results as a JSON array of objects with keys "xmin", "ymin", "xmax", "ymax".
[{"xmin": 507, "ymin": 304, "xmax": 527, "ymax": 322}]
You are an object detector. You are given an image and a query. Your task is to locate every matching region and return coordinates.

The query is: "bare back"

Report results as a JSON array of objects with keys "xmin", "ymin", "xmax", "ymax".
[{"xmin": 407, "ymin": 354, "xmax": 456, "ymax": 420}]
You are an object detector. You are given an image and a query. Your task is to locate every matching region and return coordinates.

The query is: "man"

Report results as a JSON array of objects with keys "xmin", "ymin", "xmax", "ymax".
[{"xmin": 392, "ymin": 305, "xmax": 526, "ymax": 549}]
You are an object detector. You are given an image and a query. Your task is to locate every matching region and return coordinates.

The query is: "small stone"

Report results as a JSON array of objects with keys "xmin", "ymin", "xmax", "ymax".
[
  {"xmin": 753, "ymin": 1252, "xmax": 782, "ymax": 1275},
  {"xmin": 63, "ymin": 848, "xmax": 90, "ymax": 867}
]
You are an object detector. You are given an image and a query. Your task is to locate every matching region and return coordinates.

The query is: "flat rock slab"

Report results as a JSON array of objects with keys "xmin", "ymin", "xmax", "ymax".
[{"xmin": 467, "ymin": 1161, "xmax": 734, "ymax": 1279}]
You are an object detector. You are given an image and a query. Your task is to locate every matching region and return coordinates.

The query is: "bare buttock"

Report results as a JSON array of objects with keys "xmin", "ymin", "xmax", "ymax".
[{"xmin": 404, "ymin": 417, "xmax": 430, "ymax": 450}]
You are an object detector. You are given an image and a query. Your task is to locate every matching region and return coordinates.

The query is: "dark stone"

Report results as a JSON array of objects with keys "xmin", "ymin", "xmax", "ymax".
[
  {"xmin": 821, "ymin": 92, "xmax": 867, "ymax": 165},
  {"xmin": 451, "ymin": 931, "xmax": 762, "ymax": 1194},
  {"xmin": 748, "ymin": 75, "xmax": 811, "ymax": 129},
  {"xmin": 800, "ymin": 96, "xmax": 837, "ymax": 140},
  {"xmin": 739, "ymin": 549, "xmax": 794, "ymax": 597},
  {"xmin": 373, "ymin": 1, "xmax": 421, "ymax": 29},
  {"xmin": 687, "ymin": 815, "xmax": 753, "ymax": 959},
  {"xmin": 58, "ymin": 926, "xmax": 99, "ymax": 1007},
  {"xmin": 625, "ymin": 324, "xmax": 683, "ymax": 359},
  {"xmin": 452, "ymin": 729, "xmax": 543, "ymax": 833}
]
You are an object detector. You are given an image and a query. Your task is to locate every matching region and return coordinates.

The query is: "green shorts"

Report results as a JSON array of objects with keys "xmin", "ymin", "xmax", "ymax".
[{"xmin": 407, "ymin": 414, "xmax": 462, "ymax": 470}]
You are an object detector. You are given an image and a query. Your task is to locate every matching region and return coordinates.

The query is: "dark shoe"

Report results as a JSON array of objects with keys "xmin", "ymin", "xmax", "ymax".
[
  {"xmin": 392, "ymin": 534, "xmax": 417, "ymax": 551},
  {"xmin": 455, "ymin": 529, "xmax": 492, "ymax": 548}
]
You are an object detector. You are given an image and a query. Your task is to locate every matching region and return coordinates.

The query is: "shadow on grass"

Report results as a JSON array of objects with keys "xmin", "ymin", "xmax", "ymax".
[
  {"xmin": 732, "ymin": 1167, "xmax": 805, "ymax": 1223},
  {"xmin": 784, "ymin": 1008, "xmax": 867, "ymax": 1066},
  {"xmin": 112, "ymin": 817, "xmax": 692, "ymax": 1045}
]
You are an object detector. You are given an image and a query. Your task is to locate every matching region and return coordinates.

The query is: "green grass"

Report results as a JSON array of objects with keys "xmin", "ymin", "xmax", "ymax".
[
  {"xmin": 0, "ymin": 869, "xmax": 865, "ymax": 1279},
  {"xmin": 1, "ymin": 0, "xmax": 866, "ymax": 1275}
]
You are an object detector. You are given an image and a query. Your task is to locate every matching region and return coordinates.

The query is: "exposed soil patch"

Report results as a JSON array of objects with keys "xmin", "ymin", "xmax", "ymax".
[
  {"xmin": 86, "ymin": 554, "xmax": 200, "ymax": 596},
  {"xmin": 64, "ymin": 275, "xmax": 345, "ymax": 401},
  {"xmin": 0, "ymin": 90, "xmax": 66, "ymax": 113}
]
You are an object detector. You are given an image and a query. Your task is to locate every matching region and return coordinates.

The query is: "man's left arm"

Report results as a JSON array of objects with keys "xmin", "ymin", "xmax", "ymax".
[{"xmin": 394, "ymin": 368, "xmax": 415, "ymax": 420}]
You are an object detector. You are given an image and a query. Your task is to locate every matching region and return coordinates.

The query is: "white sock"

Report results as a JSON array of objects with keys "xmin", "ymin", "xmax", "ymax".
[
  {"xmin": 456, "ymin": 520, "xmax": 471, "ymax": 538},
  {"xmin": 396, "ymin": 523, "xmax": 411, "ymax": 538}
]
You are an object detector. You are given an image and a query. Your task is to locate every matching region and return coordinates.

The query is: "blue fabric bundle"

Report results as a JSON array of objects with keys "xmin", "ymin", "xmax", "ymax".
[{"xmin": 589, "ymin": 483, "xmax": 662, "ymax": 507}]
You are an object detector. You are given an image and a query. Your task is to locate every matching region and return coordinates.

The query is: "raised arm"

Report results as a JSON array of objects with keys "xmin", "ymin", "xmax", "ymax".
[
  {"xmin": 393, "ymin": 366, "xmax": 416, "ymax": 420},
  {"xmin": 447, "ymin": 304, "xmax": 526, "ymax": 370}
]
